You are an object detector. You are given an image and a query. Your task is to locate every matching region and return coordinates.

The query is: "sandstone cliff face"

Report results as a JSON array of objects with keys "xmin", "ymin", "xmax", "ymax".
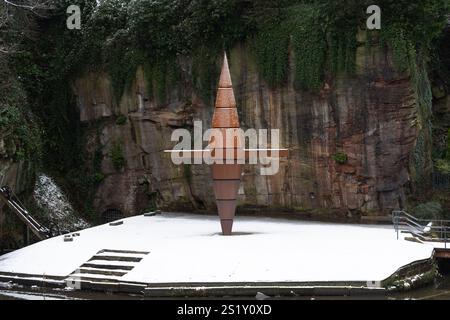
[{"xmin": 73, "ymin": 36, "xmax": 421, "ymax": 218}]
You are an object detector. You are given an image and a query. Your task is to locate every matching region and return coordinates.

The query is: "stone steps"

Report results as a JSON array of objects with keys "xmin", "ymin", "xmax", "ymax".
[
  {"xmin": 66, "ymin": 249, "xmax": 149, "ymax": 287},
  {"xmin": 89, "ymin": 255, "xmax": 142, "ymax": 262},
  {"xmin": 68, "ymin": 273, "xmax": 123, "ymax": 283},
  {"xmin": 78, "ymin": 267, "xmax": 128, "ymax": 276},
  {"xmin": 81, "ymin": 261, "xmax": 135, "ymax": 270},
  {"xmin": 98, "ymin": 249, "xmax": 150, "ymax": 255}
]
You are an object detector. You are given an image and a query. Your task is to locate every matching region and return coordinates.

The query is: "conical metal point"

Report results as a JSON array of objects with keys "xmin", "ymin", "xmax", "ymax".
[
  {"xmin": 220, "ymin": 219, "xmax": 233, "ymax": 235},
  {"xmin": 218, "ymin": 52, "xmax": 232, "ymax": 88}
]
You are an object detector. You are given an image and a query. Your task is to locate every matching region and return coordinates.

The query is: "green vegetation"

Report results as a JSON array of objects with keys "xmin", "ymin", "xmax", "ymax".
[
  {"xmin": 434, "ymin": 129, "xmax": 450, "ymax": 174},
  {"xmin": 251, "ymin": 2, "xmax": 359, "ymax": 90},
  {"xmin": 436, "ymin": 159, "xmax": 450, "ymax": 174},
  {"xmin": 0, "ymin": 67, "xmax": 42, "ymax": 162},
  {"xmin": 115, "ymin": 114, "xmax": 128, "ymax": 126},
  {"xmin": 110, "ymin": 141, "xmax": 126, "ymax": 171},
  {"xmin": 28, "ymin": 0, "xmax": 449, "ymax": 102},
  {"xmin": 328, "ymin": 26, "xmax": 357, "ymax": 76},
  {"xmin": 251, "ymin": 0, "xmax": 449, "ymax": 90},
  {"xmin": 47, "ymin": 0, "xmax": 249, "ymax": 102},
  {"xmin": 92, "ymin": 172, "xmax": 106, "ymax": 184},
  {"xmin": 413, "ymin": 201, "xmax": 443, "ymax": 220},
  {"xmin": 332, "ymin": 152, "xmax": 348, "ymax": 165},
  {"xmin": 446, "ymin": 129, "xmax": 450, "ymax": 160},
  {"xmin": 253, "ymin": 3, "xmax": 329, "ymax": 90},
  {"xmin": 253, "ymin": 18, "xmax": 290, "ymax": 88},
  {"xmin": 383, "ymin": 262, "xmax": 438, "ymax": 291}
]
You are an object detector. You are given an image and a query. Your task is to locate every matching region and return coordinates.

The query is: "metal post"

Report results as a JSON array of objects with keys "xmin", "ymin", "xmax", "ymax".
[
  {"xmin": 393, "ymin": 212, "xmax": 399, "ymax": 240},
  {"xmin": 396, "ymin": 215, "xmax": 399, "ymax": 240}
]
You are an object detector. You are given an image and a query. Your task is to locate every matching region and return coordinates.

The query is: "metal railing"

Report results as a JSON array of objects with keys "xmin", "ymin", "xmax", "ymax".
[
  {"xmin": 392, "ymin": 210, "xmax": 450, "ymax": 249},
  {"xmin": 0, "ymin": 185, "xmax": 50, "ymax": 240}
]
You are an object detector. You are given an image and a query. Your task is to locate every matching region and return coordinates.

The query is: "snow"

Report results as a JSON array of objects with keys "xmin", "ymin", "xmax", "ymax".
[
  {"xmin": 33, "ymin": 174, "xmax": 89, "ymax": 232},
  {"xmin": 83, "ymin": 260, "xmax": 137, "ymax": 267},
  {"xmin": 0, "ymin": 213, "xmax": 436, "ymax": 284},
  {"xmin": 423, "ymin": 222, "xmax": 432, "ymax": 233},
  {"xmin": 95, "ymin": 251, "xmax": 147, "ymax": 258}
]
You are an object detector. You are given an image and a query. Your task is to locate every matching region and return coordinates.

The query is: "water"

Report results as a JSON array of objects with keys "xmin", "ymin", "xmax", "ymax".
[{"xmin": 1, "ymin": 276, "xmax": 450, "ymax": 300}]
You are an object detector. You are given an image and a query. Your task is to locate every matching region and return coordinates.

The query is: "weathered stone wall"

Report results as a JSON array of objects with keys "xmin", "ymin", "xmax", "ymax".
[{"xmin": 73, "ymin": 36, "xmax": 421, "ymax": 217}]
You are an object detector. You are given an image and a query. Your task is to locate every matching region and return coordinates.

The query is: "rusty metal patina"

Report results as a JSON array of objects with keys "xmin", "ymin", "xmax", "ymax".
[
  {"xmin": 165, "ymin": 53, "xmax": 288, "ymax": 235},
  {"xmin": 211, "ymin": 54, "xmax": 241, "ymax": 235}
]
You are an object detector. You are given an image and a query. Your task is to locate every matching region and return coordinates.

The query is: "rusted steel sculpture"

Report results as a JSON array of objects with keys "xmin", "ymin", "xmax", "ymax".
[
  {"xmin": 166, "ymin": 53, "xmax": 287, "ymax": 235},
  {"xmin": 211, "ymin": 54, "xmax": 242, "ymax": 235}
]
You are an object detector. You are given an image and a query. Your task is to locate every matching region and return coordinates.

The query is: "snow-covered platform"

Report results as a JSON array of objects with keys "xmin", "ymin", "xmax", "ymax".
[{"xmin": 0, "ymin": 213, "xmax": 436, "ymax": 296}]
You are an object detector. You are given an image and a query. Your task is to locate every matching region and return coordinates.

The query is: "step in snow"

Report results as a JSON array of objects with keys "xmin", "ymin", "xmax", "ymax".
[
  {"xmin": 86, "ymin": 259, "xmax": 138, "ymax": 267},
  {"xmin": 81, "ymin": 261, "xmax": 135, "ymax": 270},
  {"xmin": 90, "ymin": 255, "xmax": 142, "ymax": 262},
  {"xmin": 67, "ymin": 273, "xmax": 123, "ymax": 282},
  {"xmin": 100, "ymin": 249, "xmax": 150, "ymax": 255},
  {"xmin": 96, "ymin": 251, "xmax": 148, "ymax": 259},
  {"xmin": 78, "ymin": 267, "xmax": 128, "ymax": 277}
]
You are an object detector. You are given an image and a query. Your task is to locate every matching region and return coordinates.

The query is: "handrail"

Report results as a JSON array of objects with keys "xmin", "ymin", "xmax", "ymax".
[
  {"xmin": 398, "ymin": 210, "xmax": 450, "ymax": 224},
  {"xmin": 392, "ymin": 210, "xmax": 449, "ymax": 249},
  {"xmin": 0, "ymin": 185, "xmax": 50, "ymax": 240}
]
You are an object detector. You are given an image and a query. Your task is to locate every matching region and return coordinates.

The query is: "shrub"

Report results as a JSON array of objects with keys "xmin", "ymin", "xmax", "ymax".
[
  {"xmin": 413, "ymin": 201, "xmax": 443, "ymax": 220},
  {"xmin": 253, "ymin": 3, "xmax": 329, "ymax": 90},
  {"xmin": 115, "ymin": 114, "xmax": 127, "ymax": 126},
  {"xmin": 436, "ymin": 159, "xmax": 450, "ymax": 174},
  {"xmin": 446, "ymin": 128, "xmax": 450, "ymax": 161},
  {"xmin": 332, "ymin": 152, "xmax": 348, "ymax": 164},
  {"xmin": 92, "ymin": 172, "xmax": 105, "ymax": 184},
  {"xmin": 109, "ymin": 142, "xmax": 126, "ymax": 171}
]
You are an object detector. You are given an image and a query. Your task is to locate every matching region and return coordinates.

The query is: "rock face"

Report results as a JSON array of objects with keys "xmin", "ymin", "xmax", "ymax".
[
  {"xmin": 0, "ymin": 158, "xmax": 35, "ymax": 237},
  {"xmin": 72, "ymin": 38, "xmax": 421, "ymax": 218}
]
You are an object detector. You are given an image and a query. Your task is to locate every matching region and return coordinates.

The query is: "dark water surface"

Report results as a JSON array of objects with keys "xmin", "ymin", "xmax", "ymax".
[{"xmin": 1, "ymin": 276, "xmax": 450, "ymax": 300}]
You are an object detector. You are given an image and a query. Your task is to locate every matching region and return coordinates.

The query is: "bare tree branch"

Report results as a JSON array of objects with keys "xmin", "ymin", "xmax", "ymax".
[
  {"xmin": 3, "ymin": 0, "xmax": 36, "ymax": 10},
  {"xmin": 2, "ymin": 0, "xmax": 52, "ymax": 18},
  {"xmin": 0, "ymin": 0, "xmax": 53, "ymax": 57},
  {"xmin": 3, "ymin": 0, "xmax": 52, "ymax": 11}
]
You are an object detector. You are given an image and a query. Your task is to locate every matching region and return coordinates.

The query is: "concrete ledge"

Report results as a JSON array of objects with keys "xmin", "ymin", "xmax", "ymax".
[{"xmin": 0, "ymin": 274, "xmax": 65, "ymax": 289}]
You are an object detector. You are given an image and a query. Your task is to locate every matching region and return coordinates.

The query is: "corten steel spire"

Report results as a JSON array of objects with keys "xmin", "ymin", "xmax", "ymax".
[
  {"xmin": 211, "ymin": 53, "xmax": 241, "ymax": 235},
  {"xmin": 165, "ymin": 53, "xmax": 288, "ymax": 235}
]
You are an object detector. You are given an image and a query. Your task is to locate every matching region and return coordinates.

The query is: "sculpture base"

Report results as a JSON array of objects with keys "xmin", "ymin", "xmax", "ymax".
[{"xmin": 220, "ymin": 219, "xmax": 233, "ymax": 235}]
